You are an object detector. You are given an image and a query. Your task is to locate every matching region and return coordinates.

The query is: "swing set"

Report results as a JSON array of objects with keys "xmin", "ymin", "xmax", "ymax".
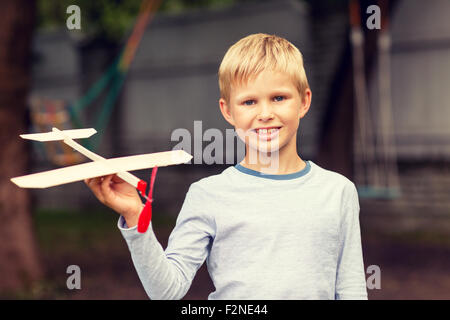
[
  {"xmin": 30, "ymin": 0, "xmax": 161, "ymax": 166},
  {"xmin": 349, "ymin": 0, "xmax": 401, "ymax": 199}
]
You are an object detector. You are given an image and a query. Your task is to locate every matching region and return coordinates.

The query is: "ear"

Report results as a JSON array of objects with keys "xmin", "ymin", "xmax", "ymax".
[
  {"xmin": 299, "ymin": 88, "xmax": 312, "ymax": 119},
  {"xmin": 219, "ymin": 98, "xmax": 235, "ymax": 126}
]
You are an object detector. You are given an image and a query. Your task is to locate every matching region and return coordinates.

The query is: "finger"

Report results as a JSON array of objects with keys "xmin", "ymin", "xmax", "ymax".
[
  {"xmin": 100, "ymin": 174, "xmax": 115, "ymax": 200},
  {"xmin": 85, "ymin": 176, "xmax": 106, "ymax": 203},
  {"xmin": 87, "ymin": 177, "xmax": 103, "ymax": 191},
  {"xmin": 111, "ymin": 174, "xmax": 126, "ymax": 184},
  {"xmin": 85, "ymin": 177, "xmax": 97, "ymax": 185}
]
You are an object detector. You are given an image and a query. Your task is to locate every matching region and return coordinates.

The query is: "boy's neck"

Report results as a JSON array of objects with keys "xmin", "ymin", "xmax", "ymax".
[{"xmin": 240, "ymin": 151, "xmax": 306, "ymax": 175}]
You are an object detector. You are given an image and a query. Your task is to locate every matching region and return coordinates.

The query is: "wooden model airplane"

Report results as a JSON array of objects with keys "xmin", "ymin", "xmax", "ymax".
[{"xmin": 11, "ymin": 127, "xmax": 192, "ymax": 232}]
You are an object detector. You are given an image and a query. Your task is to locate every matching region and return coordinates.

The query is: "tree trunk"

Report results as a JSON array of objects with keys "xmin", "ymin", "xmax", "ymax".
[{"xmin": 0, "ymin": 0, "xmax": 42, "ymax": 292}]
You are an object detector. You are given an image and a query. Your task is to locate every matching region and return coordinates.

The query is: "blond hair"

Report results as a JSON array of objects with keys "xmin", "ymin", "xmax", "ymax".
[{"xmin": 218, "ymin": 33, "xmax": 310, "ymax": 103}]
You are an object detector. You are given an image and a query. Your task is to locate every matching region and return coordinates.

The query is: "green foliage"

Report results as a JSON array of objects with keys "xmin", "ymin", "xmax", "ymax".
[
  {"xmin": 37, "ymin": 0, "xmax": 275, "ymax": 42},
  {"xmin": 38, "ymin": 0, "xmax": 142, "ymax": 42},
  {"xmin": 159, "ymin": 0, "xmax": 238, "ymax": 13}
]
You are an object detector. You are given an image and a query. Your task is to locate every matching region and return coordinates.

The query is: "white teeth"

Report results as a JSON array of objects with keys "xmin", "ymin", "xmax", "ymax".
[{"xmin": 256, "ymin": 128, "xmax": 279, "ymax": 135}]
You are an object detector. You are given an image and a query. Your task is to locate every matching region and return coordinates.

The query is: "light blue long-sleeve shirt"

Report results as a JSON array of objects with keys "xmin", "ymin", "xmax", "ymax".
[{"xmin": 118, "ymin": 160, "xmax": 368, "ymax": 300}]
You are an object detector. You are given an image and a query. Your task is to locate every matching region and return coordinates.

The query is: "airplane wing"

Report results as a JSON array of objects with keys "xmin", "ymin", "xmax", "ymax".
[
  {"xmin": 11, "ymin": 150, "xmax": 192, "ymax": 188},
  {"xmin": 20, "ymin": 128, "xmax": 97, "ymax": 141}
]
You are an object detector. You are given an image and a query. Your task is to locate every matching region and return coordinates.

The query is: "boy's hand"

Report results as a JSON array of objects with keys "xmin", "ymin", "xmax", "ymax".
[{"xmin": 84, "ymin": 174, "xmax": 143, "ymax": 228}]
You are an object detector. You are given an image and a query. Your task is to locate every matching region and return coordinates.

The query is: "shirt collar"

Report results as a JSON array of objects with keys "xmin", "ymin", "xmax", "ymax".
[{"xmin": 234, "ymin": 160, "xmax": 311, "ymax": 180}]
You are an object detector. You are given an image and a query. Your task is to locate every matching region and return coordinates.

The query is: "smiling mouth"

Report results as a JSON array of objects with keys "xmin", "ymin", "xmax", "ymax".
[
  {"xmin": 253, "ymin": 127, "xmax": 281, "ymax": 133},
  {"xmin": 252, "ymin": 127, "xmax": 281, "ymax": 140}
]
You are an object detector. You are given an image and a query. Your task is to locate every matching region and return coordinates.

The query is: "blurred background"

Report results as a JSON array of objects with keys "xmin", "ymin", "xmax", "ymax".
[{"xmin": 0, "ymin": 0, "xmax": 449, "ymax": 299}]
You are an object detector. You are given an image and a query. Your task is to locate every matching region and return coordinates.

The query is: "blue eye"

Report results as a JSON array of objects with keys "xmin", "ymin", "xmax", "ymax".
[
  {"xmin": 243, "ymin": 100, "xmax": 255, "ymax": 106},
  {"xmin": 274, "ymin": 96, "xmax": 285, "ymax": 102}
]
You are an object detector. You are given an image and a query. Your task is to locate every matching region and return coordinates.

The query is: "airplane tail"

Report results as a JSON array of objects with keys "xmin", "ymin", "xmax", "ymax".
[{"xmin": 20, "ymin": 128, "xmax": 97, "ymax": 142}]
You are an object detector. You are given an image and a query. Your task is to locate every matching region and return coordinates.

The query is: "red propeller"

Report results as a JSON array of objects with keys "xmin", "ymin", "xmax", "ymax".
[{"xmin": 137, "ymin": 166, "xmax": 158, "ymax": 233}]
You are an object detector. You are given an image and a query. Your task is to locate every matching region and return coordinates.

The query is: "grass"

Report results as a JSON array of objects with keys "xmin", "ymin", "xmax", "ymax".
[
  {"xmin": 33, "ymin": 208, "xmax": 117, "ymax": 254},
  {"xmin": 6, "ymin": 207, "xmax": 448, "ymax": 299},
  {"xmin": 33, "ymin": 207, "xmax": 176, "ymax": 253},
  {"xmin": 1, "ymin": 207, "xmax": 176, "ymax": 299}
]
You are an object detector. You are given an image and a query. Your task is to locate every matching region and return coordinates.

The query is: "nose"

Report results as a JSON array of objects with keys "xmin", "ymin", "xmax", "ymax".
[{"xmin": 256, "ymin": 101, "xmax": 274, "ymax": 121}]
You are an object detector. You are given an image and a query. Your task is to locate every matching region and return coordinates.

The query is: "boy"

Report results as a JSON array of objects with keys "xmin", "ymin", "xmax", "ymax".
[{"xmin": 85, "ymin": 33, "xmax": 368, "ymax": 300}]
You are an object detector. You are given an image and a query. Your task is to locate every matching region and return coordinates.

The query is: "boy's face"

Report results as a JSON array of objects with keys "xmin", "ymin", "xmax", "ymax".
[{"xmin": 219, "ymin": 70, "xmax": 311, "ymax": 158}]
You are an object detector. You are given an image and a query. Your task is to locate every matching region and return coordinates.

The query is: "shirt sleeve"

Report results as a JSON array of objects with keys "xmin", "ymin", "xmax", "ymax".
[
  {"xmin": 335, "ymin": 182, "xmax": 368, "ymax": 300},
  {"xmin": 118, "ymin": 182, "xmax": 215, "ymax": 300}
]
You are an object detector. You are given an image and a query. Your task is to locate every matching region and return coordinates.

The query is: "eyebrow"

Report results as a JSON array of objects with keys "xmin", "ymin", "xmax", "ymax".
[
  {"xmin": 270, "ymin": 89, "xmax": 292, "ymax": 95},
  {"xmin": 235, "ymin": 88, "xmax": 292, "ymax": 101}
]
